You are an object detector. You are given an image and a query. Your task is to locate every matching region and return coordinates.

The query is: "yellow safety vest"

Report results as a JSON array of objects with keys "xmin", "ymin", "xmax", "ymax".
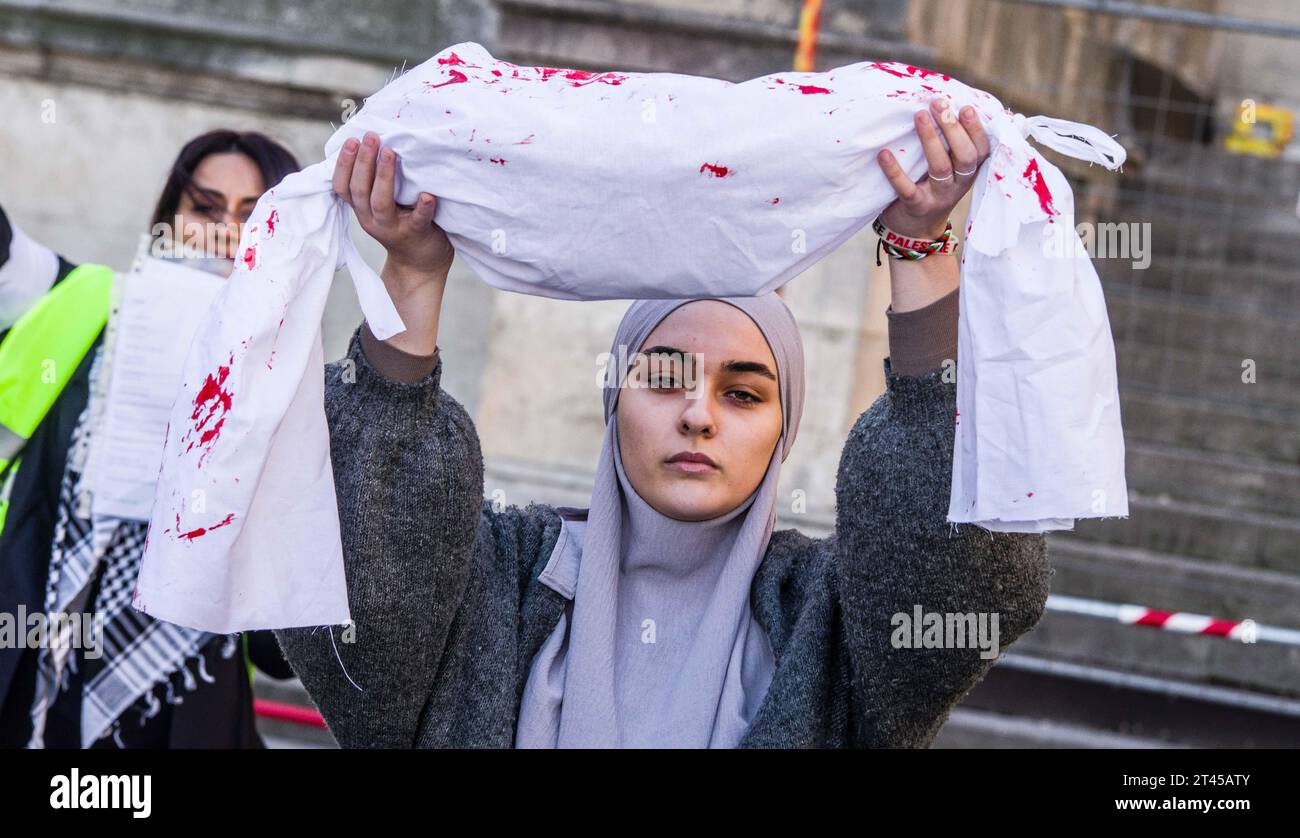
[{"xmin": 0, "ymin": 263, "xmax": 113, "ymax": 532}]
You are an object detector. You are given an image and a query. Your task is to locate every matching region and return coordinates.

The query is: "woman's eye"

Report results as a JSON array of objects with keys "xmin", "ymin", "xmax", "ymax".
[
  {"xmin": 728, "ymin": 389, "xmax": 760, "ymax": 405},
  {"xmin": 648, "ymin": 377, "xmax": 681, "ymax": 389}
]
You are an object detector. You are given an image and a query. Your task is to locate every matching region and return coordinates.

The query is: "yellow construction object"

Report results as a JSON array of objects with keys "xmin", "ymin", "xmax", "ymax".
[{"xmin": 1225, "ymin": 101, "xmax": 1294, "ymax": 158}]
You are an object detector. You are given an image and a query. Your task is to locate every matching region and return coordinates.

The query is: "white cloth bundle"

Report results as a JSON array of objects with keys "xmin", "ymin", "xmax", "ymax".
[{"xmin": 137, "ymin": 42, "xmax": 1128, "ymax": 632}]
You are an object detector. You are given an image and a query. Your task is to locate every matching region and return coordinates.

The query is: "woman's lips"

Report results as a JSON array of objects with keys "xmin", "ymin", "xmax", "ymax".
[{"xmin": 665, "ymin": 451, "xmax": 718, "ymax": 474}]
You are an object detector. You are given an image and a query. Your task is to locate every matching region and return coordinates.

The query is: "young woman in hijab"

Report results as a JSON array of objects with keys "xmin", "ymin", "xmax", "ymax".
[
  {"xmin": 275, "ymin": 98, "xmax": 1053, "ymax": 748},
  {"xmin": 0, "ymin": 130, "xmax": 298, "ymax": 748}
]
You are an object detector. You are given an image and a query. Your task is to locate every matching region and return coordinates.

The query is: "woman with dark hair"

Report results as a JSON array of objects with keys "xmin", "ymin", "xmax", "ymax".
[
  {"xmin": 147, "ymin": 129, "xmax": 302, "ymax": 267},
  {"xmin": 0, "ymin": 129, "xmax": 300, "ymax": 748}
]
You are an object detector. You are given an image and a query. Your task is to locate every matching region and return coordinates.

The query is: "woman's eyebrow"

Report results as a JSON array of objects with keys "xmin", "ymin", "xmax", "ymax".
[
  {"xmin": 639, "ymin": 344, "xmax": 776, "ymax": 381},
  {"xmin": 190, "ymin": 184, "xmax": 226, "ymax": 202},
  {"xmin": 721, "ymin": 359, "xmax": 776, "ymax": 381}
]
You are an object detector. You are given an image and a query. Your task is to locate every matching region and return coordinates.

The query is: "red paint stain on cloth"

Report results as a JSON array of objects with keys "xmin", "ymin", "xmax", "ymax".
[
  {"xmin": 438, "ymin": 52, "xmax": 478, "ymax": 67},
  {"xmin": 427, "ymin": 70, "xmax": 469, "ymax": 90},
  {"xmin": 175, "ymin": 512, "xmax": 236, "ymax": 541},
  {"xmin": 699, "ymin": 162, "xmax": 732, "ymax": 178},
  {"xmin": 865, "ymin": 62, "xmax": 951, "ymax": 82},
  {"xmin": 183, "ymin": 354, "xmax": 234, "ymax": 467},
  {"xmin": 1021, "ymin": 159, "xmax": 1058, "ymax": 217},
  {"xmin": 265, "ymin": 209, "xmax": 279, "ymax": 237},
  {"xmin": 242, "ymin": 244, "xmax": 257, "ymax": 271}
]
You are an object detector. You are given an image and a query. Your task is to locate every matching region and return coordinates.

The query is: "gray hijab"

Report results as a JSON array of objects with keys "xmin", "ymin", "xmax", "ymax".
[{"xmin": 515, "ymin": 293, "xmax": 806, "ymax": 748}]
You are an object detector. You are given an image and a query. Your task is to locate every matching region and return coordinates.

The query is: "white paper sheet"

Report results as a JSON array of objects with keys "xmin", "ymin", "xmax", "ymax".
[{"xmin": 90, "ymin": 257, "xmax": 223, "ymax": 520}]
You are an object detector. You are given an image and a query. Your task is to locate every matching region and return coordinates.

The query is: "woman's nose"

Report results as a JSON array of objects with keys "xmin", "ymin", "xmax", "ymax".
[{"xmin": 678, "ymin": 393, "xmax": 717, "ymax": 437}]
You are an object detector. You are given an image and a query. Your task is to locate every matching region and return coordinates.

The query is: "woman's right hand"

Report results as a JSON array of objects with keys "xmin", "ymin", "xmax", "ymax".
[
  {"xmin": 334, "ymin": 130, "xmax": 449, "ymax": 356},
  {"xmin": 333, "ymin": 131, "xmax": 454, "ymax": 287}
]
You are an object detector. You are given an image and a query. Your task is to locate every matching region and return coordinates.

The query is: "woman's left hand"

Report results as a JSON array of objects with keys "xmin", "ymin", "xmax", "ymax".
[{"xmin": 876, "ymin": 97, "xmax": 991, "ymax": 240}]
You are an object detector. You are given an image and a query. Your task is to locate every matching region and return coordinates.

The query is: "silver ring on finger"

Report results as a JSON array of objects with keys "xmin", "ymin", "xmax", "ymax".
[
  {"xmin": 928, "ymin": 170, "xmax": 954, "ymax": 183},
  {"xmin": 954, "ymin": 166, "xmax": 978, "ymax": 177}
]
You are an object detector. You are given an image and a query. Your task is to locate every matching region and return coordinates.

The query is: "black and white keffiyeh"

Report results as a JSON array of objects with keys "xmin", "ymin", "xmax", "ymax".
[{"xmin": 28, "ymin": 347, "xmax": 237, "ymax": 748}]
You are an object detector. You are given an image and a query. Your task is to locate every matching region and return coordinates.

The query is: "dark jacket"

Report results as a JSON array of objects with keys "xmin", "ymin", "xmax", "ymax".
[{"xmin": 275, "ymin": 327, "xmax": 1054, "ymax": 748}]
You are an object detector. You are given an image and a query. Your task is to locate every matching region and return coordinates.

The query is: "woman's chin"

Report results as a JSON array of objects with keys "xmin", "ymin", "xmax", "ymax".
[{"xmin": 647, "ymin": 482, "xmax": 731, "ymax": 521}]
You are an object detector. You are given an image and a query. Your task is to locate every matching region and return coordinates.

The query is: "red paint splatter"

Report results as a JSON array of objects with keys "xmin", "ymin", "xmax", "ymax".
[
  {"xmin": 529, "ymin": 66, "xmax": 628, "ymax": 87},
  {"xmin": 1026, "ymin": 491, "xmax": 1034, "ymax": 498},
  {"xmin": 438, "ymin": 52, "xmax": 477, "ymax": 67},
  {"xmin": 265, "ymin": 209, "xmax": 279, "ymax": 237},
  {"xmin": 699, "ymin": 162, "xmax": 732, "ymax": 178},
  {"xmin": 796, "ymin": 84, "xmax": 831, "ymax": 94},
  {"xmin": 242, "ymin": 244, "xmax": 257, "ymax": 271},
  {"xmin": 267, "ymin": 309, "xmax": 287, "ymax": 371},
  {"xmin": 183, "ymin": 354, "xmax": 234, "ymax": 467},
  {"xmin": 865, "ymin": 62, "xmax": 951, "ymax": 82},
  {"xmin": 176, "ymin": 512, "xmax": 236, "ymax": 541},
  {"xmin": 489, "ymin": 157, "xmax": 507, "ymax": 166},
  {"xmin": 514, "ymin": 133, "xmax": 535, "ymax": 145},
  {"xmin": 994, "ymin": 172, "xmax": 1004, "ymax": 181},
  {"xmin": 1021, "ymin": 159, "xmax": 1058, "ymax": 217},
  {"xmin": 770, "ymin": 198, "xmax": 780, "ymax": 205},
  {"xmin": 427, "ymin": 69, "xmax": 469, "ymax": 90},
  {"xmin": 564, "ymin": 69, "xmax": 628, "ymax": 87}
]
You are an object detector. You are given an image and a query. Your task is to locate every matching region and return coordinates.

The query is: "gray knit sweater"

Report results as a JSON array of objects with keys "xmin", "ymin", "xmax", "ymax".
[{"xmin": 275, "ymin": 315, "xmax": 1054, "ymax": 748}]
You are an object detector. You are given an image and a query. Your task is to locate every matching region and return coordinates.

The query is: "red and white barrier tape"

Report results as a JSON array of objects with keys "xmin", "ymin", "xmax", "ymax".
[
  {"xmin": 1047, "ymin": 594, "xmax": 1300, "ymax": 647},
  {"xmin": 254, "ymin": 698, "xmax": 326, "ymax": 729},
  {"xmin": 253, "ymin": 595, "xmax": 1300, "ymax": 730}
]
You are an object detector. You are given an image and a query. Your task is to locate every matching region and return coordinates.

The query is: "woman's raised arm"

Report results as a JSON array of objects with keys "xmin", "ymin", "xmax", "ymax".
[
  {"xmin": 829, "ymin": 99, "xmax": 1050, "ymax": 746},
  {"xmin": 831, "ymin": 341, "xmax": 1053, "ymax": 747},
  {"xmin": 273, "ymin": 133, "xmax": 483, "ymax": 747}
]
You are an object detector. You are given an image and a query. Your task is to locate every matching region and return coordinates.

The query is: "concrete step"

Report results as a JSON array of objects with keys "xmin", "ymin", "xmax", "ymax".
[
  {"xmin": 1117, "ymin": 341, "xmax": 1300, "ymax": 412},
  {"xmin": 1070, "ymin": 490, "xmax": 1300, "ymax": 577},
  {"xmin": 1124, "ymin": 439, "xmax": 1300, "ymax": 517},
  {"xmin": 1016, "ymin": 606, "xmax": 1300, "ymax": 701},
  {"xmin": 1120, "ymin": 389, "xmax": 1299, "ymax": 466},
  {"xmin": 1105, "ymin": 289, "xmax": 1300, "ymax": 367},
  {"xmin": 1044, "ymin": 536, "xmax": 1300, "ymax": 633},
  {"xmin": 934, "ymin": 706, "xmax": 1183, "ymax": 748},
  {"xmin": 955, "ymin": 651, "xmax": 1300, "ymax": 747},
  {"xmin": 1098, "ymin": 259, "xmax": 1300, "ymax": 317}
]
